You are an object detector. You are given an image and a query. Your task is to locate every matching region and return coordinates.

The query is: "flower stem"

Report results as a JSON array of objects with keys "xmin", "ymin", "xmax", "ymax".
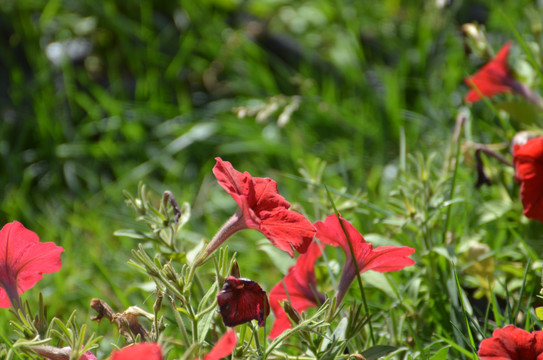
[
  {"xmin": 510, "ymin": 79, "xmax": 543, "ymax": 111},
  {"xmin": 205, "ymin": 211, "xmax": 246, "ymax": 256},
  {"xmin": 323, "ymin": 186, "xmax": 376, "ymax": 345}
]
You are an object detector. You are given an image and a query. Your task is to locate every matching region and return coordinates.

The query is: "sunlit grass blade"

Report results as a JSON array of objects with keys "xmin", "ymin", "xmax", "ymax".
[{"xmin": 453, "ymin": 267, "xmax": 478, "ymax": 359}]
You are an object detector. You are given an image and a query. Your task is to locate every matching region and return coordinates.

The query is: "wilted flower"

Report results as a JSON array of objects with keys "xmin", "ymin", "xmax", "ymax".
[
  {"xmin": 269, "ymin": 241, "xmax": 325, "ymax": 338},
  {"xmin": 217, "ymin": 276, "xmax": 270, "ymax": 327},
  {"xmin": 197, "ymin": 329, "xmax": 237, "ymax": 360},
  {"xmin": 0, "ymin": 221, "xmax": 64, "ymax": 309},
  {"xmin": 208, "ymin": 157, "xmax": 315, "ymax": 257},
  {"xmin": 478, "ymin": 325, "xmax": 543, "ymax": 360},
  {"xmin": 110, "ymin": 343, "xmax": 162, "ymax": 360},
  {"xmin": 314, "ymin": 214, "xmax": 415, "ymax": 304},
  {"xmin": 512, "ymin": 134, "xmax": 543, "ymax": 222}
]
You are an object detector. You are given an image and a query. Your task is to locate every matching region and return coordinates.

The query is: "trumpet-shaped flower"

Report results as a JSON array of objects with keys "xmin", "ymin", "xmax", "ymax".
[
  {"xmin": 197, "ymin": 329, "xmax": 237, "ymax": 360},
  {"xmin": 269, "ymin": 241, "xmax": 325, "ymax": 339},
  {"xmin": 314, "ymin": 214, "xmax": 415, "ymax": 303},
  {"xmin": 512, "ymin": 135, "xmax": 543, "ymax": 222},
  {"xmin": 217, "ymin": 276, "xmax": 270, "ymax": 327},
  {"xmin": 478, "ymin": 325, "xmax": 543, "ymax": 360},
  {"xmin": 209, "ymin": 157, "xmax": 315, "ymax": 257},
  {"xmin": 0, "ymin": 221, "xmax": 64, "ymax": 308},
  {"xmin": 465, "ymin": 42, "xmax": 514, "ymax": 103},
  {"xmin": 111, "ymin": 343, "xmax": 162, "ymax": 360}
]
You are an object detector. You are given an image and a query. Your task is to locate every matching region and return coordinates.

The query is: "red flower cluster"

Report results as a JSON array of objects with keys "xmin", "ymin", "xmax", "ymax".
[
  {"xmin": 269, "ymin": 214, "xmax": 415, "ymax": 337},
  {"xmin": 512, "ymin": 135, "xmax": 543, "ymax": 222},
  {"xmin": 0, "ymin": 221, "xmax": 64, "ymax": 308},
  {"xmin": 478, "ymin": 325, "xmax": 543, "ymax": 360},
  {"xmin": 210, "ymin": 158, "xmax": 316, "ymax": 257},
  {"xmin": 465, "ymin": 42, "xmax": 514, "ymax": 103},
  {"xmin": 208, "ymin": 160, "xmax": 415, "ymax": 337}
]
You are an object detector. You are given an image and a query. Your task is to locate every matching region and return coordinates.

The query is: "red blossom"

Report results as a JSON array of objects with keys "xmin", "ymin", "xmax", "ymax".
[
  {"xmin": 512, "ymin": 136, "xmax": 543, "ymax": 222},
  {"xmin": 314, "ymin": 214, "xmax": 415, "ymax": 303},
  {"xmin": 197, "ymin": 329, "xmax": 238, "ymax": 360},
  {"xmin": 217, "ymin": 276, "xmax": 270, "ymax": 327},
  {"xmin": 110, "ymin": 343, "xmax": 162, "ymax": 360},
  {"xmin": 210, "ymin": 157, "xmax": 315, "ymax": 257},
  {"xmin": 269, "ymin": 241, "xmax": 324, "ymax": 339},
  {"xmin": 0, "ymin": 221, "xmax": 64, "ymax": 308},
  {"xmin": 478, "ymin": 325, "xmax": 543, "ymax": 360},
  {"xmin": 465, "ymin": 42, "xmax": 515, "ymax": 103}
]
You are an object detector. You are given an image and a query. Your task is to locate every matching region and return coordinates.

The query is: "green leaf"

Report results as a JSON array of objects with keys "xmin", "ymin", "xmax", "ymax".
[
  {"xmin": 197, "ymin": 308, "xmax": 216, "ymax": 343},
  {"xmin": 197, "ymin": 282, "xmax": 218, "ymax": 314},
  {"xmin": 536, "ymin": 307, "xmax": 543, "ymax": 321},
  {"xmin": 113, "ymin": 229, "xmax": 146, "ymax": 240},
  {"xmin": 169, "ymin": 252, "xmax": 187, "ymax": 264},
  {"xmin": 360, "ymin": 272, "xmax": 396, "ymax": 298},
  {"xmin": 177, "ymin": 202, "xmax": 191, "ymax": 229},
  {"xmin": 361, "ymin": 345, "xmax": 397, "ymax": 360},
  {"xmin": 429, "ymin": 346, "xmax": 450, "ymax": 360}
]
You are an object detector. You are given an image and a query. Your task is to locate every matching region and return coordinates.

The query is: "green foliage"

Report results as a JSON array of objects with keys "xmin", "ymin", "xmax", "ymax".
[{"xmin": 2, "ymin": 0, "xmax": 543, "ymax": 359}]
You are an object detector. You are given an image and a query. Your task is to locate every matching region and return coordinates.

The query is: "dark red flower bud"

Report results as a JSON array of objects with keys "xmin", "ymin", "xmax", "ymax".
[{"xmin": 217, "ymin": 276, "xmax": 270, "ymax": 327}]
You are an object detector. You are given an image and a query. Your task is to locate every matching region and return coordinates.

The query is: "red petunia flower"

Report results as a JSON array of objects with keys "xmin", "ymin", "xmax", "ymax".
[
  {"xmin": 0, "ymin": 221, "xmax": 64, "ymax": 309},
  {"xmin": 217, "ymin": 276, "xmax": 270, "ymax": 327},
  {"xmin": 111, "ymin": 343, "xmax": 162, "ymax": 360},
  {"xmin": 269, "ymin": 241, "xmax": 325, "ymax": 339},
  {"xmin": 209, "ymin": 157, "xmax": 316, "ymax": 257},
  {"xmin": 197, "ymin": 329, "xmax": 238, "ymax": 360},
  {"xmin": 465, "ymin": 42, "xmax": 515, "ymax": 103},
  {"xmin": 512, "ymin": 135, "xmax": 543, "ymax": 222},
  {"xmin": 478, "ymin": 325, "xmax": 543, "ymax": 360},
  {"xmin": 314, "ymin": 214, "xmax": 415, "ymax": 304}
]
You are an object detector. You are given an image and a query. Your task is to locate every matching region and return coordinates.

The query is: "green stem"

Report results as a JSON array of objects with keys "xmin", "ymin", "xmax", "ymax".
[
  {"xmin": 250, "ymin": 322, "xmax": 263, "ymax": 358},
  {"xmin": 170, "ymin": 299, "xmax": 191, "ymax": 346},
  {"xmin": 442, "ymin": 113, "xmax": 464, "ymax": 244},
  {"xmin": 186, "ymin": 303, "xmax": 198, "ymax": 342},
  {"xmin": 325, "ymin": 186, "xmax": 376, "ymax": 345}
]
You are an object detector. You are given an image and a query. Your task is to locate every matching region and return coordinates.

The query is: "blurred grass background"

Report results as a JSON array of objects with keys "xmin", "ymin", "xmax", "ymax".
[{"xmin": 1, "ymin": 0, "xmax": 541, "ymax": 356}]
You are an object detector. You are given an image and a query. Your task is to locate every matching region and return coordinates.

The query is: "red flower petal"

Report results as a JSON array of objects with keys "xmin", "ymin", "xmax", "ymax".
[
  {"xmin": 0, "ymin": 221, "xmax": 64, "ymax": 308},
  {"xmin": 314, "ymin": 214, "xmax": 415, "ymax": 273},
  {"xmin": 217, "ymin": 276, "xmax": 270, "ymax": 327},
  {"xmin": 213, "ymin": 157, "xmax": 254, "ymax": 210},
  {"xmin": 465, "ymin": 42, "xmax": 514, "ymax": 103},
  {"xmin": 314, "ymin": 214, "xmax": 414, "ymax": 302},
  {"xmin": 111, "ymin": 343, "xmax": 162, "ymax": 360},
  {"xmin": 212, "ymin": 158, "xmax": 315, "ymax": 257},
  {"xmin": 213, "ymin": 158, "xmax": 289, "ymax": 212},
  {"xmin": 259, "ymin": 209, "xmax": 315, "ymax": 256},
  {"xmin": 202, "ymin": 329, "xmax": 237, "ymax": 360},
  {"xmin": 513, "ymin": 137, "xmax": 543, "ymax": 222},
  {"xmin": 478, "ymin": 325, "xmax": 543, "ymax": 360},
  {"xmin": 251, "ymin": 176, "xmax": 291, "ymax": 213},
  {"xmin": 269, "ymin": 241, "xmax": 324, "ymax": 338}
]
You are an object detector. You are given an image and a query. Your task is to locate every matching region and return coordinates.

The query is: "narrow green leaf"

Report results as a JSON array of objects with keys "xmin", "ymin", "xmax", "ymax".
[{"xmin": 361, "ymin": 345, "xmax": 397, "ymax": 360}]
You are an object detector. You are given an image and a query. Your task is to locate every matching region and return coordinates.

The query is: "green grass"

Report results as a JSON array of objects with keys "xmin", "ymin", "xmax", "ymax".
[{"xmin": 1, "ymin": 0, "xmax": 543, "ymax": 359}]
